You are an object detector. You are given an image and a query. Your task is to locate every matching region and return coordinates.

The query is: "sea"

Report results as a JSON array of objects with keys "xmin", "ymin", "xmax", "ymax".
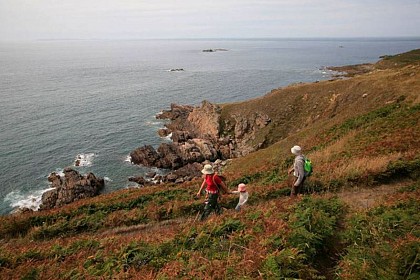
[{"xmin": 1, "ymin": 38, "xmax": 419, "ymax": 215}]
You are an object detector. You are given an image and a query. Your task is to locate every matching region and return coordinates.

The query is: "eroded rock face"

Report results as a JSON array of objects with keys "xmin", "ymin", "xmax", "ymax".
[
  {"xmin": 130, "ymin": 100, "xmax": 271, "ymax": 175},
  {"xmin": 186, "ymin": 100, "xmax": 221, "ymax": 140},
  {"xmin": 39, "ymin": 168, "xmax": 105, "ymax": 210},
  {"xmin": 224, "ymin": 112, "xmax": 272, "ymax": 156}
]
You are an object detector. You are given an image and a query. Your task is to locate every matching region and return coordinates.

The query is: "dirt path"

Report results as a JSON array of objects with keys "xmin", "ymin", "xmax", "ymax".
[{"xmin": 335, "ymin": 183, "xmax": 407, "ymax": 211}]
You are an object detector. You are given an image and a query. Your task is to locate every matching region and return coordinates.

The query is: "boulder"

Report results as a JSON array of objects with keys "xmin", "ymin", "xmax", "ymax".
[
  {"xmin": 145, "ymin": 172, "xmax": 157, "ymax": 178},
  {"xmin": 128, "ymin": 176, "xmax": 154, "ymax": 186},
  {"xmin": 128, "ymin": 176, "xmax": 147, "ymax": 185},
  {"xmin": 157, "ymin": 143, "xmax": 183, "ymax": 169},
  {"xmin": 39, "ymin": 168, "xmax": 104, "ymax": 210},
  {"xmin": 157, "ymin": 128, "xmax": 171, "ymax": 137},
  {"xmin": 130, "ymin": 145, "xmax": 160, "ymax": 167},
  {"xmin": 171, "ymin": 131, "xmax": 193, "ymax": 143},
  {"xmin": 161, "ymin": 162, "xmax": 203, "ymax": 183}
]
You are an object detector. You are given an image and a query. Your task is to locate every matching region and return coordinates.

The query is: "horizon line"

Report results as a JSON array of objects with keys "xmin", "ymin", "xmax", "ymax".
[{"xmin": 1, "ymin": 36, "xmax": 420, "ymax": 43}]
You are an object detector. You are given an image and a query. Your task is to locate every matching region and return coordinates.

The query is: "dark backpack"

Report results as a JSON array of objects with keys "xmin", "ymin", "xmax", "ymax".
[{"xmin": 212, "ymin": 173, "xmax": 229, "ymax": 194}]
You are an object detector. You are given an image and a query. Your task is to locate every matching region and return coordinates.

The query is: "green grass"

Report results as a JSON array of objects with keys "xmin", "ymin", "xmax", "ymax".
[
  {"xmin": 337, "ymin": 184, "xmax": 420, "ymax": 279},
  {"xmin": 379, "ymin": 49, "xmax": 420, "ymax": 66}
]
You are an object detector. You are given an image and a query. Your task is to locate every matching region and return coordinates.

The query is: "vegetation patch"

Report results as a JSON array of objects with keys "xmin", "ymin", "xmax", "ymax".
[
  {"xmin": 287, "ymin": 196, "xmax": 343, "ymax": 260},
  {"xmin": 337, "ymin": 185, "xmax": 420, "ymax": 279}
]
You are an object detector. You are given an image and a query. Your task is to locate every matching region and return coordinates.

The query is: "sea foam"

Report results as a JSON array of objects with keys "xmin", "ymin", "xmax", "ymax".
[
  {"xmin": 125, "ymin": 155, "xmax": 132, "ymax": 163},
  {"xmin": 5, "ymin": 188, "xmax": 55, "ymax": 212},
  {"xmin": 74, "ymin": 153, "xmax": 95, "ymax": 167},
  {"xmin": 163, "ymin": 132, "xmax": 172, "ymax": 141},
  {"xmin": 104, "ymin": 177, "xmax": 113, "ymax": 182}
]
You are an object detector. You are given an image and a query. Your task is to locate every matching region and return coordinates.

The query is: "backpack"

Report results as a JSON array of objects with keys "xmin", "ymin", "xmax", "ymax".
[
  {"xmin": 304, "ymin": 157, "xmax": 313, "ymax": 177},
  {"xmin": 212, "ymin": 173, "xmax": 229, "ymax": 194}
]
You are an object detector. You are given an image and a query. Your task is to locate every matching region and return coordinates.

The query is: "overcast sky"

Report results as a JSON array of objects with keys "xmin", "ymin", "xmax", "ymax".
[{"xmin": 1, "ymin": 0, "xmax": 419, "ymax": 40}]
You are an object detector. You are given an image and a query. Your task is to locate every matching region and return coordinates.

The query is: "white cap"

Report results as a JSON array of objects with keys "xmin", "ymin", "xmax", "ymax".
[{"xmin": 291, "ymin": 145, "xmax": 302, "ymax": 155}]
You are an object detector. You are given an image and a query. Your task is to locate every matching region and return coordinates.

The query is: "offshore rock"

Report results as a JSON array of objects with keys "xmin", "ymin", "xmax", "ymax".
[{"xmin": 40, "ymin": 168, "xmax": 105, "ymax": 210}]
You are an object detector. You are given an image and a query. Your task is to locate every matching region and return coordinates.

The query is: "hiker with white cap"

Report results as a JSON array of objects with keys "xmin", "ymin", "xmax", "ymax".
[
  {"xmin": 288, "ymin": 145, "xmax": 306, "ymax": 197},
  {"xmin": 196, "ymin": 164, "xmax": 229, "ymax": 220},
  {"xmin": 231, "ymin": 183, "xmax": 249, "ymax": 211}
]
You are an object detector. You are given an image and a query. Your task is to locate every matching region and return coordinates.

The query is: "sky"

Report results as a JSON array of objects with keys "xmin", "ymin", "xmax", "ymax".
[{"xmin": 0, "ymin": 0, "xmax": 419, "ymax": 40}]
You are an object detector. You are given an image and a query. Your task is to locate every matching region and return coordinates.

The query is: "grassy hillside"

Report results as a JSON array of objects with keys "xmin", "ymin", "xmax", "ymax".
[{"xmin": 1, "ymin": 50, "xmax": 419, "ymax": 280}]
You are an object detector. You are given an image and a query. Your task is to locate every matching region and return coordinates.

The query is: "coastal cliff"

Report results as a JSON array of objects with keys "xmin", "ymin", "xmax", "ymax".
[
  {"xmin": 130, "ymin": 99, "xmax": 272, "ymax": 168},
  {"xmin": 1, "ymin": 49, "xmax": 419, "ymax": 280},
  {"xmin": 130, "ymin": 49, "xmax": 419, "ymax": 183}
]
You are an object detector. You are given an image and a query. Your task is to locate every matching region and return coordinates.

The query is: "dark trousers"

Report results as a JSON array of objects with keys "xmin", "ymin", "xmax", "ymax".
[
  {"xmin": 199, "ymin": 193, "xmax": 221, "ymax": 221},
  {"xmin": 291, "ymin": 176, "xmax": 306, "ymax": 196}
]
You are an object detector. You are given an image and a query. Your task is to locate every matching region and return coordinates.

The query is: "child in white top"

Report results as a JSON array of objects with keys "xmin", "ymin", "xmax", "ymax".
[{"xmin": 231, "ymin": 183, "xmax": 249, "ymax": 211}]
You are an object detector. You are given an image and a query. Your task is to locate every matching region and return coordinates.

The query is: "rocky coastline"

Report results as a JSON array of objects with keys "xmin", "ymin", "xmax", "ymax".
[
  {"xmin": 129, "ymin": 100, "xmax": 271, "ymax": 185},
  {"xmin": 32, "ymin": 100, "xmax": 268, "ymax": 212},
  {"xmin": 39, "ymin": 168, "xmax": 104, "ymax": 211}
]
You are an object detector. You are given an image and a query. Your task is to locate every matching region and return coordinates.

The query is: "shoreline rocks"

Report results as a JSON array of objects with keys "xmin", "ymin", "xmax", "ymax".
[
  {"xmin": 128, "ymin": 160, "xmax": 230, "ymax": 187},
  {"xmin": 39, "ymin": 168, "xmax": 105, "ymax": 211},
  {"xmin": 131, "ymin": 101, "xmax": 233, "ymax": 171},
  {"xmin": 130, "ymin": 100, "xmax": 271, "ymax": 184}
]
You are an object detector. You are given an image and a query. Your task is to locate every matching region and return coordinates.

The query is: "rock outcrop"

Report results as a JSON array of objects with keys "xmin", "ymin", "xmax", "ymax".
[
  {"xmin": 39, "ymin": 168, "xmax": 105, "ymax": 210},
  {"xmin": 128, "ymin": 160, "xmax": 229, "ymax": 187},
  {"xmin": 131, "ymin": 101, "xmax": 231, "ymax": 171},
  {"xmin": 130, "ymin": 100, "xmax": 271, "ymax": 182},
  {"xmin": 223, "ymin": 112, "xmax": 272, "ymax": 156}
]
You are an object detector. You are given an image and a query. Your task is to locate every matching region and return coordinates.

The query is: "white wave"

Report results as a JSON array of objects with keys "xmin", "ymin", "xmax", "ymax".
[
  {"xmin": 104, "ymin": 177, "xmax": 112, "ymax": 182},
  {"xmin": 49, "ymin": 168, "xmax": 65, "ymax": 178},
  {"xmin": 163, "ymin": 132, "xmax": 172, "ymax": 141},
  {"xmin": 5, "ymin": 188, "xmax": 55, "ymax": 212},
  {"xmin": 74, "ymin": 153, "xmax": 95, "ymax": 167},
  {"xmin": 125, "ymin": 155, "xmax": 132, "ymax": 163},
  {"xmin": 125, "ymin": 183, "xmax": 141, "ymax": 189},
  {"xmin": 145, "ymin": 120, "xmax": 162, "ymax": 126}
]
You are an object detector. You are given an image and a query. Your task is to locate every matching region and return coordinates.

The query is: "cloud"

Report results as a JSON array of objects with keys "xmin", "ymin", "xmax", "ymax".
[{"xmin": 0, "ymin": 0, "xmax": 419, "ymax": 39}]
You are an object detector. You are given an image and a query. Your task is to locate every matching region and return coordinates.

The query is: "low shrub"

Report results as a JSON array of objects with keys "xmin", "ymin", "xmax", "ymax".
[
  {"xmin": 16, "ymin": 249, "xmax": 45, "ymax": 263},
  {"xmin": 21, "ymin": 268, "xmax": 39, "ymax": 280},
  {"xmin": 0, "ymin": 254, "xmax": 12, "ymax": 268},
  {"xmin": 337, "ymin": 194, "xmax": 420, "ymax": 279},
  {"xmin": 212, "ymin": 219, "xmax": 245, "ymax": 238},
  {"xmin": 261, "ymin": 248, "xmax": 322, "ymax": 279},
  {"xmin": 375, "ymin": 158, "xmax": 420, "ymax": 184},
  {"xmin": 287, "ymin": 196, "xmax": 343, "ymax": 261},
  {"xmin": 0, "ymin": 215, "xmax": 33, "ymax": 238}
]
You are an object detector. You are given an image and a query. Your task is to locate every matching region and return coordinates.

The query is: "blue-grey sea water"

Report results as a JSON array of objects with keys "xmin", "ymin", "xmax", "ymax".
[{"xmin": 1, "ymin": 38, "xmax": 419, "ymax": 214}]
